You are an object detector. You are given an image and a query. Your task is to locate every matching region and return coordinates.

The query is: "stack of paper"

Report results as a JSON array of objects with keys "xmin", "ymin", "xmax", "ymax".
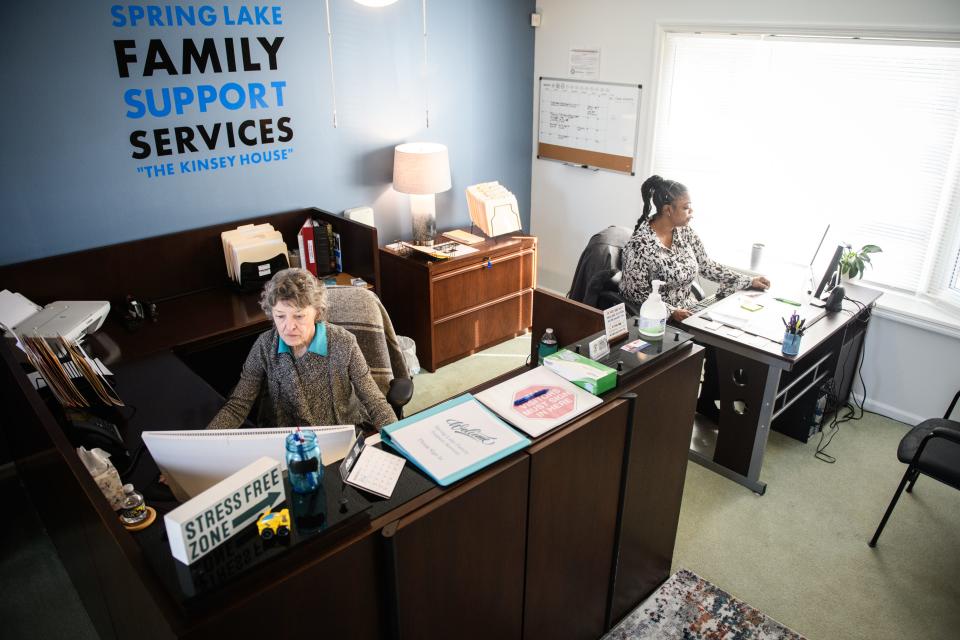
[
  {"xmin": 381, "ymin": 394, "xmax": 530, "ymax": 486},
  {"xmin": 443, "ymin": 229, "xmax": 485, "ymax": 245},
  {"xmin": 475, "ymin": 366, "xmax": 601, "ymax": 438},
  {"xmin": 465, "ymin": 182, "xmax": 523, "ymax": 237},
  {"xmin": 220, "ymin": 223, "xmax": 289, "ymax": 288}
]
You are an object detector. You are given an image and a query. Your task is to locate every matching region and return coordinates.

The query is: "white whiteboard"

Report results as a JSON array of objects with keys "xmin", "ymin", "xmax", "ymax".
[{"xmin": 537, "ymin": 77, "xmax": 642, "ymax": 174}]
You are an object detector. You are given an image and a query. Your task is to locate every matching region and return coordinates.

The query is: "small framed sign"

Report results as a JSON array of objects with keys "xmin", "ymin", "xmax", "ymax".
[
  {"xmin": 164, "ymin": 457, "xmax": 285, "ymax": 565},
  {"xmin": 588, "ymin": 335, "xmax": 610, "ymax": 360},
  {"xmin": 603, "ymin": 303, "xmax": 629, "ymax": 343}
]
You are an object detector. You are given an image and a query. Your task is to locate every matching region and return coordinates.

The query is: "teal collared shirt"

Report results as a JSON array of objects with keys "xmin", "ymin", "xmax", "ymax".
[{"xmin": 278, "ymin": 322, "xmax": 328, "ymax": 356}]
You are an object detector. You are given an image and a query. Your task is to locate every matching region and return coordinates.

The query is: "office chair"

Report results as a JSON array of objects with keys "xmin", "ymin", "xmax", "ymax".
[
  {"xmin": 568, "ymin": 226, "xmax": 703, "ymax": 315},
  {"xmin": 868, "ymin": 388, "xmax": 960, "ymax": 547},
  {"xmin": 568, "ymin": 226, "xmax": 636, "ymax": 312},
  {"xmin": 326, "ymin": 286, "xmax": 414, "ymax": 419}
]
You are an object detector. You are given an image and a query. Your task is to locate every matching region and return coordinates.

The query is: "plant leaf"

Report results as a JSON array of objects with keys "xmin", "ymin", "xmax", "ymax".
[{"xmin": 862, "ymin": 245, "xmax": 882, "ymax": 254}]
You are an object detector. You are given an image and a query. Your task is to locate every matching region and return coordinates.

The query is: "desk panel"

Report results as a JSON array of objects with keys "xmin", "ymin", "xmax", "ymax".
[
  {"xmin": 524, "ymin": 400, "xmax": 631, "ymax": 640},
  {"xmin": 385, "ymin": 454, "xmax": 530, "ymax": 640}
]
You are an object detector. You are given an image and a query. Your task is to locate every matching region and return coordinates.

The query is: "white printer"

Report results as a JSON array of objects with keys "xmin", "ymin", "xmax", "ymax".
[{"xmin": 0, "ymin": 290, "xmax": 110, "ymax": 344}]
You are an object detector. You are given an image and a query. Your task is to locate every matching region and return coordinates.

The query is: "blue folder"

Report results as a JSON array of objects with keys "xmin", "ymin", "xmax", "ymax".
[{"xmin": 381, "ymin": 393, "xmax": 531, "ymax": 486}]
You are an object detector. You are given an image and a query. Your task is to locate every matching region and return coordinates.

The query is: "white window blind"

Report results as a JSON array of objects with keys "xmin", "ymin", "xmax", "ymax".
[{"xmin": 652, "ymin": 32, "xmax": 960, "ymax": 305}]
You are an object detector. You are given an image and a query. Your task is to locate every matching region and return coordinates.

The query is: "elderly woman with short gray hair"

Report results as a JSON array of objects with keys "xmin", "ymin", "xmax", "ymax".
[{"xmin": 207, "ymin": 268, "xmax": 396, "ymax": 430}]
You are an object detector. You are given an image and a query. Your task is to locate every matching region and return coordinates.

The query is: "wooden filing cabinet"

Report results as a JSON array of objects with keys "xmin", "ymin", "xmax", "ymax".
[{"xmin": 379, "ymin": 236, "xmax": 537, "ymax": 372}]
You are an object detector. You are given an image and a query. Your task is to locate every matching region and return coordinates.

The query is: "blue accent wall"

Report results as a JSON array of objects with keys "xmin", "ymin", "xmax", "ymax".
[{"xmin": 0, "ymin": 0, "xmax": 534, "ymax": 265}]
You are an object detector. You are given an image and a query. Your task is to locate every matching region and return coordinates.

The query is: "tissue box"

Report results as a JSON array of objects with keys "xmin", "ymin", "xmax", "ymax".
[{"xmin": 543, "ymin": 349, "xmax": 617, "ymax": 395}]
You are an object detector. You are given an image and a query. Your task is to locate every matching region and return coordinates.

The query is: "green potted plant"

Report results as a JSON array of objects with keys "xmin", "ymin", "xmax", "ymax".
[{"xmin": 839, "ymin": 244, "xmax": 882, "ymax": 279}]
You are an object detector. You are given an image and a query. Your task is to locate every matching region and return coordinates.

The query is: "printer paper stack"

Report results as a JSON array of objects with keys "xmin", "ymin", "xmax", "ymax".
[
  {"xmin": 221, "ymin": 223, "xmax": 289, "ymax": 290},
  {"xmin": 465, "ymin": 182, "xmax": 522, "ymax": 237}
]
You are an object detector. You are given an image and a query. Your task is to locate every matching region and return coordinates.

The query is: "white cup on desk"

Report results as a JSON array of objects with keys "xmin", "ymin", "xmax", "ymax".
[{"xmin": 750, "ymin": 243, "xmax": 764, "ymax": 271}]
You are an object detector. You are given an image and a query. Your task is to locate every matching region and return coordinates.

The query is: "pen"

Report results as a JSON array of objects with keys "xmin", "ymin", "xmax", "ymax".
[
  {"xmin": 514, "ymin": 388, "xmax": 549, "ymax": 406},
  {"xmin": 775, "ymin": 297, "xmax": 801, "ymax": 306}
]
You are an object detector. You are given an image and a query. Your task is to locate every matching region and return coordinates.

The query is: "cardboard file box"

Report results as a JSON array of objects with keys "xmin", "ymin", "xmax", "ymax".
[{"xmin": 543, "ymin": 349, "xmax": 617, "ymax": 396}]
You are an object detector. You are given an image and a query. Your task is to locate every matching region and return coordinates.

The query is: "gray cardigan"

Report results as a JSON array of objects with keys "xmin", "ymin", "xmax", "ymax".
[{"xmin": 207, "ymin": 323, "xmax": 396, "ymax": 430}]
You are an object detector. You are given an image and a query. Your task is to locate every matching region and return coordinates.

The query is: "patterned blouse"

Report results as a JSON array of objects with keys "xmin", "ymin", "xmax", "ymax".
[{"xmin": 619, "ymin": 222, "xmax": 751, "ymax": 311}]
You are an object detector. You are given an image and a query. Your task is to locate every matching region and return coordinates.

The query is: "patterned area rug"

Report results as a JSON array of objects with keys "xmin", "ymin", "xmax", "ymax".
[{"xmin": 604, "ymin": 569, "xmax": 807, "ymax": 640}]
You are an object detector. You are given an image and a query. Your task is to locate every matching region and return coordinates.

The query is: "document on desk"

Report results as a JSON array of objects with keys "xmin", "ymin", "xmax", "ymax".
[
  {"xmin": 475, "ymin": 366, "xmax": 602, "ymax": 438},
  {"xmin": 381, "ymin": 394, "xmax": 530, "ymax": 486}
]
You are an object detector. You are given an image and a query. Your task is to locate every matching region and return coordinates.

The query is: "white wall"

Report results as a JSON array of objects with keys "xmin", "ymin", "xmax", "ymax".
[
  {"xmin": 857, "ymin": 313, "xmax": 960, "ymax": 425},
  {"xmin": 531, "ymin": 0, "xmax": 960, "ymax": 422}
]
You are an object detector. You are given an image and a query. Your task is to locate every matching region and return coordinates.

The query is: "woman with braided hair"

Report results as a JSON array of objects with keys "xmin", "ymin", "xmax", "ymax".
[
  {"xmin": 620, "ymin": 175, "xmax": 770, "ymax": 422},
  {"xmin": 619, "ymin": 175, "xmax": 770, "ymax": 320}
]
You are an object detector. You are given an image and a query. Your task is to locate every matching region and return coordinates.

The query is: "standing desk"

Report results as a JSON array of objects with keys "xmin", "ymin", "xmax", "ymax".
[
  {"xmin": 681, "ymin": 283, "xmax": 881, "ymax": 494},
  {"xmin": 0, "ymin": 201, "xmax": 705, "ymax": 640}
]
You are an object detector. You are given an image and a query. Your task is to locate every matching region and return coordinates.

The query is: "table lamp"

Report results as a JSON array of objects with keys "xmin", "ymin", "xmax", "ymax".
[{"xmin": 393, "ymin": 142, "xmax": 451, "ymax": 246}]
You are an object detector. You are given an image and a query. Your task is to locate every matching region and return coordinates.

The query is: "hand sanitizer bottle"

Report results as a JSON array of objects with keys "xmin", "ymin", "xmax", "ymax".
[{"xmin": 638, "ymin": 280, "xmax": 668, "ymax": 338}]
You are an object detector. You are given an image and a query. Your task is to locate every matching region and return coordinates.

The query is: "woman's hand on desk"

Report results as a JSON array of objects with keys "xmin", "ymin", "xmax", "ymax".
[
  {"xmin": 750, "ymin": 276, "xmax": 771, "ymax": 290},
  {"xmin": 671, "ymin": 309, "xmax": 693, "ymax": 322}
]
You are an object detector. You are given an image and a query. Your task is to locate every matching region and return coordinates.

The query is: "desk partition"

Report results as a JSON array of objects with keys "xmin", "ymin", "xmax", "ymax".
[{"xmin": 1, "ymin": 212, "xmax": 704, "ymax": 640}]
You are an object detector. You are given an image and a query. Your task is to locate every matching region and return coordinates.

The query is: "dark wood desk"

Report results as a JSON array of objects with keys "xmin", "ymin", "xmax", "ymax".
[
  {"xmin": 379, "ymin": 236, "xmax": 537, "ymax": 371},
  {"xmin": 1, "ymin": 207, "xmax": 702, "ymax": 640},
  {"xmin": 682, "ymin": 283, "xmax": 882, "ymax": 494}
]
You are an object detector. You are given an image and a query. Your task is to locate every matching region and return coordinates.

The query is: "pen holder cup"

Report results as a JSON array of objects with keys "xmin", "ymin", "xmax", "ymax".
[{"xmin": 782, "ymin": 332, "xmax": 802, "ymax": 356}]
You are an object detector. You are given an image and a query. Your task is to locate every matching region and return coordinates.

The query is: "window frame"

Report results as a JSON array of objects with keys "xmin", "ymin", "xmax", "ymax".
[{"xmin": 647, "ymin": 24, "xmax": 960, "ymax": 315}]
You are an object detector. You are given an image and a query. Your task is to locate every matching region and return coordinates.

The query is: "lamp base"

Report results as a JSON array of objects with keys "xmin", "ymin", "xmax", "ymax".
[{"xmin": 410, "ymin": 194, "xmax": 436, "ymax": 246}]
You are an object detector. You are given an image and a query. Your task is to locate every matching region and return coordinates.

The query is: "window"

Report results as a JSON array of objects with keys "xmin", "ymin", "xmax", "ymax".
[{"xmin": 652, "ymin": 31, "xmax": 960, "ymax": 309}]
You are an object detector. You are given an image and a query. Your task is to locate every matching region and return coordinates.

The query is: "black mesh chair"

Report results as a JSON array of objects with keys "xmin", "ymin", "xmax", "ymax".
[{"xmin": 869, "ymin": 389, "xmax": 960, "ymax": 547}]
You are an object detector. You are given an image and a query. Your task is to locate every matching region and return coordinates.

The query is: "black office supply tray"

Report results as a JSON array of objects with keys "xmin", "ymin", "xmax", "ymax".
[{"xmin": 562, "ymin": 319, "xmax": 694, "ymax": 383}]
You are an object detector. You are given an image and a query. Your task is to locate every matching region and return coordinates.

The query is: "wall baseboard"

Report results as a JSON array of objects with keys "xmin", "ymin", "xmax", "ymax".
[{"xmin": 859, "ymin": 395, "xmax": 922, "ymax": 426}]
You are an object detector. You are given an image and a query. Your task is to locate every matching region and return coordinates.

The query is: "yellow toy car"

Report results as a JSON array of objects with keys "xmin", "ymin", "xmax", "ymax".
[{"xmin": 256, "ymin": 508, "xmax": 291, "ymax": 540}]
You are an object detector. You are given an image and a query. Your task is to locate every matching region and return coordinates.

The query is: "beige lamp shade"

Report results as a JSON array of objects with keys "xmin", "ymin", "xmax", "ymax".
[{"xmin": 393, "ymin": 143, "xmax": 452, "ymax": 195}]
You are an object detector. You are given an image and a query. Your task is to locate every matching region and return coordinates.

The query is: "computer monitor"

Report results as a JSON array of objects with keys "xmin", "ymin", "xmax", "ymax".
[
  {"xmin": 812, "ymin": 243, "xmax": 846, "ymax": 300},
  {"xmin": 143, "ymin": 426, "xmax": 356, "ymax": 501}
]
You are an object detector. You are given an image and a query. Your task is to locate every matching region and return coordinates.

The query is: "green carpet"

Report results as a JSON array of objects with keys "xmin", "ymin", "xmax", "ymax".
[
  {"xmin": 673, "ymin": 413, "xmax": 960, "ymax": 640},
  {"xmin": 405, "ymin": 335, "xmax": 531, "ymax": 414}
]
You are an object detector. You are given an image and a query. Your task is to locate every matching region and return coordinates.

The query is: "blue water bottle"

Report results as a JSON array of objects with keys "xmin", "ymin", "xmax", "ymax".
[{"xmin": 285, "ymin": 429, "xmax": 323, "ymax": 494}]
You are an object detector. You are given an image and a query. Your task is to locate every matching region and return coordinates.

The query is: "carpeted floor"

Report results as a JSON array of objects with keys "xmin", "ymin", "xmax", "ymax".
[
  {"xmin": 672, "ymin": 411, "xmax": 960, "ymax": 640},
  {"xmin": 0, "ymin": 470, "xmax": 98, "ymax": 639},
  {"xmin": 605, "ymin": 568, "xmax": 806, "ymax": 639},
  {"xmin": 405, "ymin": 335, "xmax": 532, "ymax": 414}
]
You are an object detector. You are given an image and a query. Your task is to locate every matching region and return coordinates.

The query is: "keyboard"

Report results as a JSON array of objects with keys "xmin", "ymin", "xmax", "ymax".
[{"xmin": 688, "ymin": 293, "xmax": 720, "ymax": 314}]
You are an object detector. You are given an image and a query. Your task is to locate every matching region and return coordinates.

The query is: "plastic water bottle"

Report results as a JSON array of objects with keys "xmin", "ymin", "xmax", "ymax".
[
  {"xmin": 538, "ymin": 328, "xmax": 559, "ymax": 364},
  {"xmin": 118, "ymin": 484, "xmax": 148, "ymax": 526},
  {"xmin": 285, "ymin": 430, "xmax": 323, "ymax": 494}
]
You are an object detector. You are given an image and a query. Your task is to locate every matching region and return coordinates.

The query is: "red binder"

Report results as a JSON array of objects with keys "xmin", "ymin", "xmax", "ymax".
[{"xmin": 297, "ymin": 218, "xmax": 318, "ymax": 275}]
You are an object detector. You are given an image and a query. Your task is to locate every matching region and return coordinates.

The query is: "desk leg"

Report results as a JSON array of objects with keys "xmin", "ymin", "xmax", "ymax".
[{"xmin": 689, "ymin": 349, "xmax": 781, "ymax": 495}]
